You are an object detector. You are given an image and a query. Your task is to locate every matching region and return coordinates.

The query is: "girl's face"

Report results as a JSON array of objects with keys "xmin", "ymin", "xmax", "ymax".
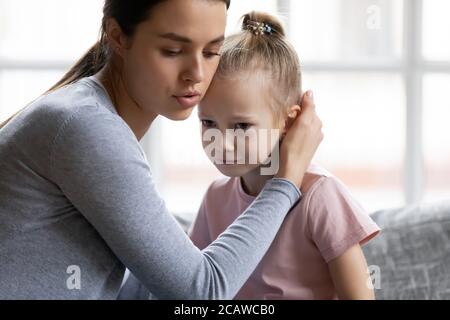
[
  {"xmin": 198, "ymin": 72, "xmax": 284, "ymax": 177},
  {"xmin": 120, "ymin": 0, "xmax": 227, "ymax": 121}
]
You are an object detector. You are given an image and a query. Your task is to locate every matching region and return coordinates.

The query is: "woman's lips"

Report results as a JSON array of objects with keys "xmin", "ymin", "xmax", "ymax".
[{"xmin": 174, "ymin": 94, "xmax": 201, "ymax": 108}]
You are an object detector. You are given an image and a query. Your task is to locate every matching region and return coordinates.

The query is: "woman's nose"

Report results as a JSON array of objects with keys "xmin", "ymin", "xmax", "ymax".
[{"xmin": 181, "ymin": 55, "xmax": 204, "ymax": 84}]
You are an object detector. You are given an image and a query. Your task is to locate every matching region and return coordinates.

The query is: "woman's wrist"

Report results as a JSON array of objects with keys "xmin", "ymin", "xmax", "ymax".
[
  {"xmin": 275, "ymin": 154, "xmax": 308, "ymax": 188},
  {"xmin": 267, "ymin": 178, "xmax": 302, "ymax": 206}
]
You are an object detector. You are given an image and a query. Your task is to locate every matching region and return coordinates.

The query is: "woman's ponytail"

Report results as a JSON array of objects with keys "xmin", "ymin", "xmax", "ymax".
[{"xmin": 46, "ymin": 34, "xmax": 109, "ymax": 93}]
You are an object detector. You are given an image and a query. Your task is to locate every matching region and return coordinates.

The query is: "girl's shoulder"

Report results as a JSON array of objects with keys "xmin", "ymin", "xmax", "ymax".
[
  {"xmin": 300, "ymin": 163, "xmax": 358, "ymax": 210},
  {"xmin": 300, "ymin": 163, "xmax": 333, "ymax": 195}
]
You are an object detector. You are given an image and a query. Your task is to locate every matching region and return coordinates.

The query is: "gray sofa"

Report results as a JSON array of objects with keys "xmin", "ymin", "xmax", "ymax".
[{"xmin": 362, "ymin": 200, "xmax": 450, "ymax": 300}]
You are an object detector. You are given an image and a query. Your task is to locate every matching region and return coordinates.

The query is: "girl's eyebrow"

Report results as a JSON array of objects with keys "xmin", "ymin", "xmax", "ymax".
[
  {"xmin": 228, "ymin": 115, "xmax": 259, "ymax": 122},
  {"xmin": 198, "ymin": 111, "xmax": 258, "ymax": 122},
  {"xmin": 158, "ymin": 33, "xmax": 225, "ymax": 45}
]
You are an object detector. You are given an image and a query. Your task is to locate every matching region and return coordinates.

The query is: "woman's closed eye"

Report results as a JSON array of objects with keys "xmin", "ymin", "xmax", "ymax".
[
  {"xmin": 161, "ymin": 49, "xmax": 182, "ymax": 57},
  {"xmin": 161, "ymin": 49, "xmax": 220, "ymax": 59}
]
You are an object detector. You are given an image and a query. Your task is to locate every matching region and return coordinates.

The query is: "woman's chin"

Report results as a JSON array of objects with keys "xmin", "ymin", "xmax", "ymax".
[{"xmin": 164, "ymin": 106, "xmax": 195, "ymax": 121}]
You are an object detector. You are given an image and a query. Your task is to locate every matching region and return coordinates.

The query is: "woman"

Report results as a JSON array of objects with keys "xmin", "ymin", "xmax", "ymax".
[{"xmin": 0, "ymin": 0, "xmax": 322, "ymax": 299}]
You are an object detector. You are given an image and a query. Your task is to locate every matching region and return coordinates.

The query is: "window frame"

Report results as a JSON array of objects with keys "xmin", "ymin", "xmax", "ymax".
[
  {"xmin": 0, "ymin": 0, "xmax": 447, "ymax": 207},
  {"xmin": 278, "ymin": 0, "xmax": 448, "ymax": 205}
]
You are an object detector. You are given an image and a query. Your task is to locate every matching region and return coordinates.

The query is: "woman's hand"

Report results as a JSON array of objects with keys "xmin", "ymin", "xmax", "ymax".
[{"xmin": 275, "ymin": 90, "xmax": 323, "ymax": 188}]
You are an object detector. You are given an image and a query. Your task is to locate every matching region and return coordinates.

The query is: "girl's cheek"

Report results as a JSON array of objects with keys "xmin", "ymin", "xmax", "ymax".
[
  {"xmin": 260, "ymin": 129, "xmax": 281, "ymax": 164},
  {"xmin": 245, "ymin": 135, "xmax": 260, "ymax": 165}
]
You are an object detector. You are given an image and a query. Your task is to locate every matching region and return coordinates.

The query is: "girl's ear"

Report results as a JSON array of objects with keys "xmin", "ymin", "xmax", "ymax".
[
  {"xmin": 287, "ymin": 105, "xmax": 301, "ymax": 120},
  {"xmin": 282, "ymin": 105, "xmax": 302, "ymax": 134}
]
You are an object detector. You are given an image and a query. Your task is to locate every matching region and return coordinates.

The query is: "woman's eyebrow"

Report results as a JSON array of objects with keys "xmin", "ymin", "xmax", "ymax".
[
  {"xmin": 158, "ymin": 33, "xmax": 224, "ymax": 45},
  {"xmin": 209, "ymin": 35, "xmax": 225, "ymax": 45}
]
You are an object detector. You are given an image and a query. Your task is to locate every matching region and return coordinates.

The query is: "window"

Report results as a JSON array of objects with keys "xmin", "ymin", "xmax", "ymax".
[
  {"xmin": 302, "ymin": 72, "xmax": 406, "ymax": 211},
  {"xmin": 0, "ymin": 0, "xmax": 103, "ymax": 120},
  {"xmin": 149, "ymin": 0, "xmax": 449, "ymax": 217},
  {"xmin": 1, "ymin": 0, "xmax": 448, "ymax": 220},
  {"xmin": 421, "ymin": 0, "xmax": 450, "ymax": 203},
  {"xmin": 422, "ymin": 0, "xmax": 450, "ymax": 61},
  {"xmin": 423, "ymin": 74, "xmax": 450, "ymax": 203},
  {"xmin": 286, "ymin": 0, "xmax": 407, "ymax": 212}
]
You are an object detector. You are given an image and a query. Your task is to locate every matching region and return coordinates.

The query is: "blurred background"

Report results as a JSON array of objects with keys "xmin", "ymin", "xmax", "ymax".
[{"xmin": 0, "ymin": 0, "xmax": 449, "ymax": 221}]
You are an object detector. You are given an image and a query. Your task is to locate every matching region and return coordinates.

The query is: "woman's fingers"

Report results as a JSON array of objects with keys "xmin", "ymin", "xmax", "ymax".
[
  {"xmin": 275, "ymin": 90, "xmax": 323, "ymax": 187},
  {"xmin": 302, "ymin": 90, "xmax": 315, "ymax": 109},
  {"xmin": 293, "ymin": 90, "xmax": 323, "ymax": 140}
]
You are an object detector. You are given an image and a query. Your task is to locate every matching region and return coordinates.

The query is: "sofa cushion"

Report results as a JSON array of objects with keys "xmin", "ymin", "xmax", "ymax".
[{"xmin": 363, "ymin": 200, "xmax": 450, "ymax": 299}]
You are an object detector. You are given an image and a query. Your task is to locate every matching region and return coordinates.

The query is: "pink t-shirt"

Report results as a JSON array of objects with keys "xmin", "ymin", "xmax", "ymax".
[{"xmin": 189, "ymin": 163, "xmax": 381, "ymax": 300}]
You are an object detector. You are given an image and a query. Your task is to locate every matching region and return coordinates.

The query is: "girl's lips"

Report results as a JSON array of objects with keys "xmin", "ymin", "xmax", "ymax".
[{"xmin": 174, "ymin": 95, "xmax": 201, "ymax": 108}]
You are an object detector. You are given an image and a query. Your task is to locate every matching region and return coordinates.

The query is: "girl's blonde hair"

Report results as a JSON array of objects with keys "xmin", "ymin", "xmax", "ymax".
[{"xmin": 217, "ymin": 11, "xmax": 301, "ymax": 120}]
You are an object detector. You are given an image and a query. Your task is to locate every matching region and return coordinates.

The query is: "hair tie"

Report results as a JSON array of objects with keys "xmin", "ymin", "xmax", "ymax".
[{"xmin": 245, "ymin": 20, "xmax": 273, "ymax": 36}]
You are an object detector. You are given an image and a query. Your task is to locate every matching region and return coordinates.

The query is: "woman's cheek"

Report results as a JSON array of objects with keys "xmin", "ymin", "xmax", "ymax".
[{"xmin": 204, "ymin": 60, "xmax": 221, "ymax": 87}]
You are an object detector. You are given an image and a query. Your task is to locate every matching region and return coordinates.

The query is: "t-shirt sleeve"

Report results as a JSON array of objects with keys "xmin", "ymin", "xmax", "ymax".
[
  {"xmin": 306, "ymin": 176, "xmax": 380, "ymax": 263},
  {"xmin": 189, "ymin": 192, "xmax": 213, "ymax": 250},
  {"xmin": 50, "ymin": 106, "xmax": 301, "ymax": 299}
]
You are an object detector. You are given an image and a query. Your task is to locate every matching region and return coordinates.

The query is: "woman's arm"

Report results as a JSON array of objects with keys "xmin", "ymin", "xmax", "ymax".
[
  {"xmin": 328, "ymin": 244, "xmax": 375, "ymax": 300},
  {"xmin": 50, "ymin": 92, "xmax": 321, "ymax": 299}
]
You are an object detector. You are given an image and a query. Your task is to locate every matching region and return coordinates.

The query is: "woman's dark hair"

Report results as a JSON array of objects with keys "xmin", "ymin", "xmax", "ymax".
[
  {"xmin": 0, "ymin": 0, "xmax": 230, "ymax": 130},
  {"xmin": 47, "ymin": 0, "xmax": 231, "ymax": 92}
]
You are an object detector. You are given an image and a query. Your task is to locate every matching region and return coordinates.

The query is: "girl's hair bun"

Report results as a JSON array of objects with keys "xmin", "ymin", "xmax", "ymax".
[{"xmin": 242, "ymin": 11, "xmax": 286, "ymax": 38}]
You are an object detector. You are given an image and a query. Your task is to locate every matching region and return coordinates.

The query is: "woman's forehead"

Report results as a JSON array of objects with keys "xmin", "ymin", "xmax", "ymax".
[{"xmin": 139, "ymin": 0, "xmax": 227, "ymax": 42}]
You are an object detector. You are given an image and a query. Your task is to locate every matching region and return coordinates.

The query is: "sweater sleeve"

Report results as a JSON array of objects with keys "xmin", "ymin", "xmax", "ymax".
[
  {"xmin": 50, "ymin": 106, "xmax": 301, "ymax": 299},
  {"xmin": 189, "ymin": 191, "xmax": 213, "ymax": 251}
]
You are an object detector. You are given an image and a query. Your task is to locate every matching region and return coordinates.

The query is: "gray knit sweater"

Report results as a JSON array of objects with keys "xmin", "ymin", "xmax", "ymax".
[{"xmin": 0, "ymin": 76, "xmax": 300, "ymax": 299}]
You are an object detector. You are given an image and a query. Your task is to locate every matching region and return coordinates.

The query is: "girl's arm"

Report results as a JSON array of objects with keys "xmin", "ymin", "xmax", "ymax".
[{"xmin": 328, "ymin": 244, "xmax": 375, "ymax": 300}]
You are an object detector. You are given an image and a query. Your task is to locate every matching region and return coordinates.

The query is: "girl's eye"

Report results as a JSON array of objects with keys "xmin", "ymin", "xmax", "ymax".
[
  {"xmin": 234, "ymin": 123, "xmax": 252, "ymax": 131},
  {"xmin": 201, "ymin": 120, "xmax": 216, "ymax": 128},
  {"xmin": 162, "ymin": 49, "xmax": 182, "ymax": 57}
]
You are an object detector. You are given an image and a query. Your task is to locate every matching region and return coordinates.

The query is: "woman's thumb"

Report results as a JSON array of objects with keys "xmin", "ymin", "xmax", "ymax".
[{"xmin": 301, "ymin": 90, "xmax": 315, "ymax": 109}]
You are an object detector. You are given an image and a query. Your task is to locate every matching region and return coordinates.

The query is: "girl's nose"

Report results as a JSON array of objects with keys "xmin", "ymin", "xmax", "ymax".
[{"xmin": 223, "ymin": 131, "xmax": 236, "ymax": 162}]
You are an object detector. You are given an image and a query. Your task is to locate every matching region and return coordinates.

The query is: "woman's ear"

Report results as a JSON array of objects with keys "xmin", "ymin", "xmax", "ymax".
[{"xmin": 105, "ymin": 18, "xmax": 127, "ymax": 57}]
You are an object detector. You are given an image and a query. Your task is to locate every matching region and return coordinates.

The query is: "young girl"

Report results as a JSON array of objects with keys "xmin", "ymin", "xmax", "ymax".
[{"xmin": 190, "ymin": 12, "xmax": 381, "ymax": 300}]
